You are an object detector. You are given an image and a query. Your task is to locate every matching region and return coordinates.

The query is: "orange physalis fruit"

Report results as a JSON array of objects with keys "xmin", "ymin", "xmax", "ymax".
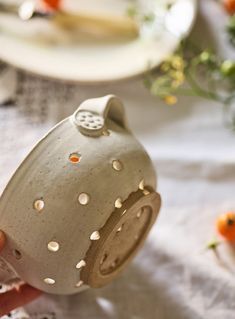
[
  {"xmin": 223, "ymin": 0, "xmax": 235, "ymax": 15},
  {"xmin": 216, "ymin": 212, "xmax": 235, "ymax": 242},
  {"xmin": 41, "ymin": 0, "xmax": 61, "ymax": 10}
]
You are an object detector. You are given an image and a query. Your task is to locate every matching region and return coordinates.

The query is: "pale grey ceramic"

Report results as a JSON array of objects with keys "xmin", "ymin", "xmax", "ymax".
[{"xmin": 0, "ymin": 95, "xmax": 161, "ymax": 294}]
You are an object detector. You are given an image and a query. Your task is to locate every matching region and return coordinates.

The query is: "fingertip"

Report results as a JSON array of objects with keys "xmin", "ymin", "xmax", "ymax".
[
  {"xmin": 0, "ymin": 284, "xmax": 42, "ymax": 316},
  {"xmin": 0, "ymin": 230, "xmax": 6, "ymax": 251}
]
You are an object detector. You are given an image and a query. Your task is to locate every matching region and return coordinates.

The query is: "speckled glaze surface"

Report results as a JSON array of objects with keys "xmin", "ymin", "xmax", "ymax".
[{"xmin": 0, "ymin": 95, "xmax": 161, "ymax": 295}]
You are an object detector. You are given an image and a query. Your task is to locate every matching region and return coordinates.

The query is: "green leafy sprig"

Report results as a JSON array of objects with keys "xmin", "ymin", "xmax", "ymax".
[
  {"xmin": 227, "ymin": 14, "xmax": 235, "ymax": 46},
  {"xmin": 126, "ymin": 2, "xmax": 235, "ymax": 128},
  {"xmin": 145, "ymin": 30, "xmax": 235, "ymax": 129}
]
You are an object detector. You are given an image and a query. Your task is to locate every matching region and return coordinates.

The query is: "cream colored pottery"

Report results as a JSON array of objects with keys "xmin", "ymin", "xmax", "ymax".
[{"xmin": 0, "ymin": 95, "xmax": 161, "ymax": 295}]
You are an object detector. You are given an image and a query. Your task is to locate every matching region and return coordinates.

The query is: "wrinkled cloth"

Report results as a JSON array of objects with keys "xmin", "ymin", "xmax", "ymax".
[{"xmin": 0, "ymin": 1, "xmax": 235, "ymax": 318}]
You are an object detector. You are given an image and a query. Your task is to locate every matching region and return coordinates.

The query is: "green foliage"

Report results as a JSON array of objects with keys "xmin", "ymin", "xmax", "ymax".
[
  {"xmin": 227, "ymin": 14, "xmax": 235, "ymax": 46},
  {"xmin": 127, "ymin": 1, "xmax": 235, "ymax": 128},
  {"xmin": 145, "ymin": 40, "xmax": 235, "ymax": 128}
]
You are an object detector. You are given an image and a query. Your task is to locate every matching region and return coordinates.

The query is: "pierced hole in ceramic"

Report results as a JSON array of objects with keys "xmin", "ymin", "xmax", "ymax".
[
  {"xmin": 13, "ymin": 249, "xmax": 22, "ymax": 260},
  {"xmin": 100, "ymin": 253, "xmax": 108, "ymax": 265},
  {"xmin": 111, "ymin": 257, "xmax": 119, "ymax": 268},
  {"xmin": 90, "ymin": 231, "xmax": 100, "ymax": 241},
  {"xmin": 115, "ymin": 198, "xmax": 122, "ymax": 209},
  {"xmin": 47, "ymin": 241, "xmax": 60, "ymax": 252},
  {"xmin": 143, "ymin": 189, "xmax": 150, "ymax": 195},
  {"xmin": 139, "ymin": 179, "xmax": 144, "ymax": 190},
  {"xmin": 33, "ymin": 199, "xmax": 44, "ymax": 212},
  {"xmin": 137, "ymin": 210, "xmax": 142, "ymax": 218},
  {"xmin": 76, "ymin": 259, "xmax": 86, "ymax": 269},
  {"xmin": 116, "ymin": 225, "xmax": 123, "ymax": 233},
  {"xmin": 75, "ymin": 280, "xmax": 84, "ymax": 288},
  {"xmin": 112, "ymin": 257, "xmax": 119, "ymax": 267},
  {"xmin": 112, "ymin": 160, "xmax": 123, "ymax": 171},
  {"xmin": 69, "ymin": 153, "xmax": 81, "ymax": 164},
  {"xmin": 44, "ymin": 278, "xmax": 55, "ymax": 285},
  {"xmin": 121, "ymin": 209, "xmax": 127, "ymax": 216},
  {"xmin": 78, "ymin": 193, "xmax": 90, "ymax": 205}
]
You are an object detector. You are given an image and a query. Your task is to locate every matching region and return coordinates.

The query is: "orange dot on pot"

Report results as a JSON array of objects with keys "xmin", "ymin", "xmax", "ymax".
[
  {"xmin": 69, "ymin": 153, "xmax": 81, "ymax": 164},
  {"xmin": 216, "ymin": 211, "xmax": 235, "ymax": 242}
]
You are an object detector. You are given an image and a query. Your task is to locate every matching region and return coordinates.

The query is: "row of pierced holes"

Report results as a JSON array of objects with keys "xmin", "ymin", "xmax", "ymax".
[
  {"xmin": 32, "ymin": 180, "xmax": 148, "ymax": 287},
  {"xmin": 69, "ymin": 153, "xmax": 123, "ymax": 171},
  {"xmin": 34, "ymin": 156, "xmax": 124, "ymax": 211},
  {"xmin": 13, "ymin": 182, "xmax": 148, "ymax": 288},
  {"xmin": 44, "ymin": 278, "xmax": 84, "ymax": 287},
  {"xmin": 41, "ymin": 202, "xmax": 147, "ymax": 287},
  {"xmin": 15, "ymin": 151, "xmax": 148, "ymax": 287},
  {"xmin": 33, "ymin": 178, "xmax": 145, "ymax": 216}
]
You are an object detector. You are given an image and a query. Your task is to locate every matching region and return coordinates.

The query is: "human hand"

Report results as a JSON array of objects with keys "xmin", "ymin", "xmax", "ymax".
[{"xmin": 0, "ymin": 231, "xmax": 42, "ymax": 317}]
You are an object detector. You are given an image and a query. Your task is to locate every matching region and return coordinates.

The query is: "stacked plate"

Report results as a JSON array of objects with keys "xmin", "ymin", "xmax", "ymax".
[{"xmin": 0, "ymin": 0, "xmax": 197, "ymax": 83}]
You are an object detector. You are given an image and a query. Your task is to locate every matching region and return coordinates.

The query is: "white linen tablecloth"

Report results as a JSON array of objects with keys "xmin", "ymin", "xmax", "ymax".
[{"xmin": 0, "ymin": 1, "xmax": 235, "ymax": 318}]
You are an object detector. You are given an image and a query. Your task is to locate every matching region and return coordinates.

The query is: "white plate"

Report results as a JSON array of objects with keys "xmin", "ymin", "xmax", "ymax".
[{"xmin": 0, "ymin": 0, "xmax": 197, "ymax": 84}]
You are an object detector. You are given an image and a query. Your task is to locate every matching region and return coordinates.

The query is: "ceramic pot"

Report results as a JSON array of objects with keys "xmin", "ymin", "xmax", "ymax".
[{"xmin": 0, "ymin": 95, "xmax": 161, "ymax": 295}]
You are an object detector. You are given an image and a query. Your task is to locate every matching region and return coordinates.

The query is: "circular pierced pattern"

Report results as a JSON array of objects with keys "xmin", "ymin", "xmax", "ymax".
[
  {"xmin": 76, "ymin": 111, "xmax": 104, "ymax": 130},
  {"xmin": 80, "ymin": 191, "xmax": 161, "ymax": 288},
  {"xmin": 27, "ymin": 120, "xmax": 155, "ymax": 292}
]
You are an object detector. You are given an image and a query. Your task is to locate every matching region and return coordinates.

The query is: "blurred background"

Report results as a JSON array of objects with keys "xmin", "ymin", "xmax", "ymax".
[{"xmin": 0, "ymin": 0, "xmax": 235, "ymax": 318}]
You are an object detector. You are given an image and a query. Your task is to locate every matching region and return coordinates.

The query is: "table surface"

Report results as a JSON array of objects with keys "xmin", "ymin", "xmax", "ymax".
[{"xmin": 0, "ymin": 1, "xmax": 235, "ymax": 318}]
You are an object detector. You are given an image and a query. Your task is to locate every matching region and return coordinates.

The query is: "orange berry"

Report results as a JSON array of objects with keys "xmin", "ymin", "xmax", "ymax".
[
  {"xmin": 216, "ymin": 212, "xmax": 235, "ymax": 242},
  {"xmin": 223, "ymin": 0, "xmax": 235, "ymax": 15},
  {"xmin": 41, "ymin": 0, "xmax": 61, "ymax": 10}
]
